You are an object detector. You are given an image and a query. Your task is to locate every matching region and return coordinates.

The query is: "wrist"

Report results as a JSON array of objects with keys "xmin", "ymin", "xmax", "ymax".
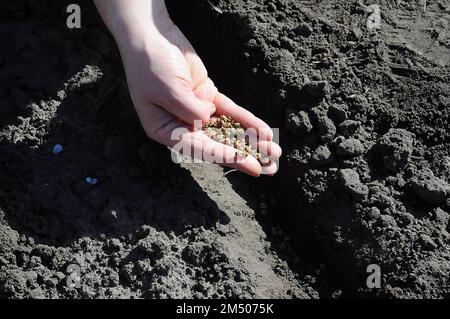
[{"xmin": 94, "ymin": 0, "xmax": 173, "ymax": 54}]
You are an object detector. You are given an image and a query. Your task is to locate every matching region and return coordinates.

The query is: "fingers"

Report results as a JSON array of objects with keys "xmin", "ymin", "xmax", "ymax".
[
  {"xmin": 193, "ymin": 77, "xmax": 218, "ymax": 103},
  {"xmin": 198, "ymin": 134, "xmax": 262, "ymax": 177},
  {"xmin": 224, "ymin": 156, "xmax": 262, "ymax": 177},
  {"xmin": 156, "ymin": 51, "xmax": 216, "ymax": 126},
  {"xmin": 256, "ymin": 140, "xmax": 282, "ymax": 160},
  {"xmin": 172, "ymin": 131, "xmax": 262, "ymax": 177},
  {"xmin": 136, "ymin": 105, "xmax": 262, "ymax": 177},
  {"xmin": 214, "ymin": 93, "xmax": 273, "ymax": 141},
  {"xmin": 136, "ymin": 98, "xmax": 278, "ymax": 177},
  {"xmin": 134, "ymin": 102, "xmax": 182, "ymax": 145},
  {"xmin": 164, "ymin": 75, "xmax": 218, "ymax": 126},
  {"xmin": 212, "ymin": 93, "xmax": 282, "ymax": 175},
  {"xmin": 247, "ymin": 138, "xmax": 280, "ymax": 175},
  {"xmin": 261, "ymin": 160, "xmax": 279, "ymax": 175},
  {"xmin": 162, "ymin": 85, "xmax": 216, "ymax": 126}
]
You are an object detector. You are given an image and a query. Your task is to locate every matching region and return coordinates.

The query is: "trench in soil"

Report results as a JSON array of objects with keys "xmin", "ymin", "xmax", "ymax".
[{"xmin": 169, "ymin": 2, "xmax": 343, "ymax": 293}]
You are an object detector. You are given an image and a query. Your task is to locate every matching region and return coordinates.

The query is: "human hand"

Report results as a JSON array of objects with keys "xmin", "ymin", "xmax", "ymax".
[{"xmin": 95, "ymin": 0, "xmax": 281, "ymax": 176}]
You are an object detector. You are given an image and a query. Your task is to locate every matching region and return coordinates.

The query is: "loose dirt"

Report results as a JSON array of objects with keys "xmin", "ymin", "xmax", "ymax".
[{"xmin": 1, "ymin": 0, "xmax": 449, "ymax": 298}]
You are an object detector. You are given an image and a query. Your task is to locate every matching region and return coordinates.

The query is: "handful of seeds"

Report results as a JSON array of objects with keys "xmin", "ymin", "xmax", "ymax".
[{"xmin": 203, "ymin": 115, "xmax": 270, "ymax": 164}]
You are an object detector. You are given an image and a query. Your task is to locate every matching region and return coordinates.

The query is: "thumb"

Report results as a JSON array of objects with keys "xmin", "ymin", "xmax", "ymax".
[{"xmin": 160, "ymin": 81, "xmax": 216, "ymax": 125}]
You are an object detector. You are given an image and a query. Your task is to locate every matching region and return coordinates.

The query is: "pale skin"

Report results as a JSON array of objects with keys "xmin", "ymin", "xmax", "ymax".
[{"xmin": 94, "ymin": 0, "xmax": 282, "ymax": 176}]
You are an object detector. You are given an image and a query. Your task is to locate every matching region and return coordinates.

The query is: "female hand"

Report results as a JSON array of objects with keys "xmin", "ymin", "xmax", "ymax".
[{"xmin": 94, "ymin": 0, "xmax": 281, "ymax": 176}]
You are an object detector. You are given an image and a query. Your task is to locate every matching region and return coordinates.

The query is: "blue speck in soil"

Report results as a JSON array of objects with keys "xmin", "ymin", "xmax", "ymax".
[
  {"xmin": 52, "ymin": 144, "xmax": 63, "ymax": 154},
  {"xmin": 86, "ymin": 177, "xmax": 98, "ymax": 185}
]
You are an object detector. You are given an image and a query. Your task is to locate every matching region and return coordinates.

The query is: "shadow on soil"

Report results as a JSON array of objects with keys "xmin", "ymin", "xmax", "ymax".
[{"xmin": 0, "ymin": 0, "xmax": 230, "ymax": 247}]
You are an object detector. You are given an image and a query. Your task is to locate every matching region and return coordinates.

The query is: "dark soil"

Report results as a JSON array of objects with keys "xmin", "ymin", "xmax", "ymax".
[
  {"xmin": 189, "ymin": 0, "xmax": 450, "ymax": 298},
  {"xmin": 1, "ymin": 0, "xmax": 449, "ymax": 299},
  {"xmin": 0, "ymin": 0, "xmax": 317, "ymax": 299}
]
